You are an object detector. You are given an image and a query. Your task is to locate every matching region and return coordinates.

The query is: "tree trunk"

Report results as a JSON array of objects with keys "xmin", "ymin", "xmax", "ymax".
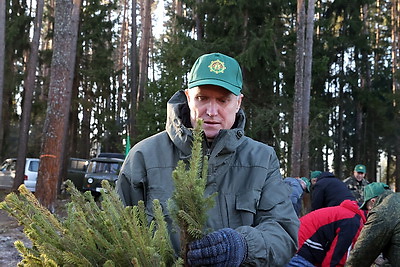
[
  {"xmin": 14, "ymin": 0, "xmax": 45, "ymax": 191},
  {"xmin": 0, "ymin": 0, "xmax": 5, "ymax": 154},
  {"xmin": 81, "ymin": 81, "xmax": 91, "ymax": 159},
  {"xmin": 392, "ymin": 0, "xmax": 400, "ymax": 191},
  {"xmin": 117, "ymin": 0, "xmax": 128, "ymax": 125},
  {"xmin": 300, "ymin": 0, "xmax": 315, "ymax": 177},
  {"xmin": 336, "ymin": 50, "xmax": 345, "ymax": 179},
  {"xmin": 290, "ymin": 0, "xmax": 305, "ymax": 177},
  {"xmin": 130, "ymin": 0, "xmax": 138, "ymax": 140},
  {"xmin": 39, "ymin": 0, "xmax": 55, "ymax": 100},
  {"xmin": 69, "ymin": 61, "xmax": 80, "ymax": 158},
  {"xmin": 36, "ymin": 0, "xmax": 82, "ymax": 211},
  {"xmin": 138, "ymin": 0, "xmax": 152, "ymax": 104},
  {"xmin": 361, "ymin": 4, "xmax": 372, "ymax": 171},
  {"xmin": 194, "ymin": 0, "xmax": 203, "ymax": 40}
]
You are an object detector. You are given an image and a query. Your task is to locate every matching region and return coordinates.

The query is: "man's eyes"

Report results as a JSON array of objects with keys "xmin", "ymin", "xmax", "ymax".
[
  {"xmin": 196, "ymin": 96, "xmax": 207, "ymax": 101},
  {"xmin": 196, "ymin": 96, "xmax": 229, "ymax": 103}
]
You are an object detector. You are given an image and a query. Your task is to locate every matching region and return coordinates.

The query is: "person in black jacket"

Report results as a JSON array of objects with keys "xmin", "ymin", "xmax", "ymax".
[{"xmin": 311, "ymin": 171, "xmax": 355, "ymax": 211}]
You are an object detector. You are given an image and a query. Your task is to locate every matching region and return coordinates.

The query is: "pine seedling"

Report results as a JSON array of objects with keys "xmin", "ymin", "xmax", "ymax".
[
  {"xmin": 0, "ymin": 181, "xmax": 176, "ymax": 266},
  {"xmin": 168, "ymin": 120, "xmax": 217, "ymax": 264}
]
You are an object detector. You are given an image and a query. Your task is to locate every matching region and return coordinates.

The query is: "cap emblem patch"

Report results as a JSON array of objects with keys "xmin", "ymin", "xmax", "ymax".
[{"xmin": 208, "ymin": 59, "xmax": 226, "ymax": 74}]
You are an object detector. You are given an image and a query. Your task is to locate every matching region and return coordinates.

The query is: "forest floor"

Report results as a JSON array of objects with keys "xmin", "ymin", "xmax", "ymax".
[
  {"xmin": 0, "ymin": 189, "xmax": 29, "ymax": 266},
  {"xmin": 0, "ymin": 189, "xmax": 70, "ymax": 266}
]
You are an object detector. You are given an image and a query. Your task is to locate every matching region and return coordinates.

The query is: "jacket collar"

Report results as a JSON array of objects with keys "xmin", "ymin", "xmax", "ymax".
[
  {"xmin": 316, "ymin": 171, "xmax": 336, "ymax": 181},
  {"xmin": 373, "ymin": 190, "xmax": 394, "ymax": 208}
]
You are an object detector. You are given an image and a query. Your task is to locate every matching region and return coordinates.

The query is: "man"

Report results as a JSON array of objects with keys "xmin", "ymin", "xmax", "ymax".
[
  {"xmin": 343, "ymin": 164, "xmax": 369, "ymax": 203},
  {"xmin": 311, "ymin": 171, "xmax": 356, "ymax": 211},
  {"xmin": 310, "ymin": 170, "xmax": 321, "ymax": 187},
  {"xmin": 117, "ymin": 53, "xmax": 299, "ymax": 266},
  {"xmin": 287, "ymin": 199, "xmax": 366, "ymax": 267},
  {"xmin": 284, "ymin": 177, "xmax": 310, "ymax": 216},
  {"xmin": 346, "ymin": 182, "xmax": 400, "ymax": 266}
]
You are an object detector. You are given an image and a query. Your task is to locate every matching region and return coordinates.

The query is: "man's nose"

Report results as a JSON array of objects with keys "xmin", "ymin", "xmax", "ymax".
[{"xmin": 206, "ymin": 100, "xmax": 218, "ymax": 117}]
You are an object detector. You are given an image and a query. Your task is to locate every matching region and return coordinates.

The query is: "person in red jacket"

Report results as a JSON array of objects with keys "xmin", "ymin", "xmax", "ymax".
[{"xmin": 287, "ymin": 199, "xmax": 367, "ymax": 267}]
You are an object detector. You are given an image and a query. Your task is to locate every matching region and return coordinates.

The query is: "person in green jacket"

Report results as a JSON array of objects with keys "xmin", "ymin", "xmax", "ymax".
[
  {"xmin": 343, "ymin": 164, "xmax": 369, "ymax": 204},
  {"xmin": 346, "ymin": 182, "xmax": 400, "ymax": 267},
  {"xmin": 117, "ymin": 52, "xmax": 299, "ymax": 266}
]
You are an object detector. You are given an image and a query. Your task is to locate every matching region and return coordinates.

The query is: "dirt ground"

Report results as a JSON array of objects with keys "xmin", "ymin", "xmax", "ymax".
[
  {"xmin": 0, "ymin": 189, "xmax": 31, "ymax": 266},
  {"xmin": 0, "ymin": 189, "xmax": 70, "ymax": 266}
]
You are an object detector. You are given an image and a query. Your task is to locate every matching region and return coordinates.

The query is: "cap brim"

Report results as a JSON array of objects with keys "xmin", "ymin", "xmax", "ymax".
[
  {"xmin": 188, "ymin": 79, "xmax": 241, "ymax": 95},
  {"xmin": 359, "ymin": 199, "xmax": 369, "ymax": 210}
]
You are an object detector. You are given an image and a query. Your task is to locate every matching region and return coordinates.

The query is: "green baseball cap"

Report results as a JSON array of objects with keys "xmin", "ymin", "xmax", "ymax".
[
  {"xmin": 360, "ymin": 182, "xmax": 390, "ymax": 209},
  {"xmin": 354, "ymin": 164, "xmax": 366, "ymax": 173},
  {"xmin": 188, "ymin": 53, "xmax": 243, "ymax": 95},
  {"xmin": 310, "ymin": 171, "xmax": 322, "ymax": 179}
]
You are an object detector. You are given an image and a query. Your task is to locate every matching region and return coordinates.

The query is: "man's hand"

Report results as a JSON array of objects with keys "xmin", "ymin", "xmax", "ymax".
[{"xmin": 187, "ymin": 228, "xmax": 248, "ymax": 267}]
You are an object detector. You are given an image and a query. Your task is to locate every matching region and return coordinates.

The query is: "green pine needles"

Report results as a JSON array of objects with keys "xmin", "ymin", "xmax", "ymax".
[
  {"xmin": 1, "ymin": 180, "xmax": 176, "ymax": 266},
  {"xmin": 0, "ymin": 121, "xmax": 215, "ymax": 266},
  {"xmin": 168, "ymin": 120, "xmax": 217, "ymax": 263}
]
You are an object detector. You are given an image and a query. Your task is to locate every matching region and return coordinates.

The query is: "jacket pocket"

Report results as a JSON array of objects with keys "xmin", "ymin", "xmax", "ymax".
[{"xmin": 232, "ymin": 190, "xmax": 260, "ymax": 227}]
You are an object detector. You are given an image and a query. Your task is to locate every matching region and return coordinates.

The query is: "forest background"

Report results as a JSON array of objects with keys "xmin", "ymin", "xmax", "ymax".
[{"xmin": 0, "ymin": 0, "xmax": 399, "ymax": 208}]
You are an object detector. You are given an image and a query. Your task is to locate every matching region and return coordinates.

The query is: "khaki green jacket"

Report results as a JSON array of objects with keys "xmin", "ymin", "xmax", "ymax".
[
  {"xmin": 117, "ymin": 90, "xmax": 299, "ymax": 266},
  {"xmin": 346, "ymin": 190, "xmax": 400, "ymax": 266}
]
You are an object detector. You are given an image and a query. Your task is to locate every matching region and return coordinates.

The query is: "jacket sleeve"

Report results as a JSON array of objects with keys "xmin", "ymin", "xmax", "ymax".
[
  {"xmin": 284, "ymin": 178, "xmax": 303, "ymax": 209},
  {"xmin": 236, "ymin": 154, "xmax": 300, "ymax": 267},
  {"xmin": 346, "ymin": 206, "xmax": 392, "ymax": 266},
  {"xmin": 116, "ymin": 146, "xmax": 146, "ymax": 206}
]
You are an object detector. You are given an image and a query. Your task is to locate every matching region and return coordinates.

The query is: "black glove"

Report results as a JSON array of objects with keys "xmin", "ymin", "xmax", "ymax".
[{"xmin": 187, "ymin": 228, "xmax": 248, "ymax": 267}]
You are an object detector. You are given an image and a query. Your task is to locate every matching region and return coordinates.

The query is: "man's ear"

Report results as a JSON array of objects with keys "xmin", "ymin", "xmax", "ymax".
[
  {"xmin": 184, "ymin": 89, "xmax": 191, "ymax": 102},
  {"xmin": 236, "ymin": 94, "xmax": 243, "ymax": 112}
]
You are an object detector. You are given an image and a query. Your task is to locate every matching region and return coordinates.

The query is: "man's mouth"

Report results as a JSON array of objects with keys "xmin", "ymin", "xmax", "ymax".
[{"xmin": 204, "ymin": 121, "xmax": 219, "ymax": 125}]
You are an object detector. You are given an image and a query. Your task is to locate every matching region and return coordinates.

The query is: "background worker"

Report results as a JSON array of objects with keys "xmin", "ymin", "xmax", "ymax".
[
  {"xmin": 343, "ymin": 164, "xmax": 369, "ymax": 204},
  {"xmin": 311, "ymin": 171, "xmax": 355, "ymax": 211},
  {"xmin": 346, "ymin": 182, "xmax": 400, "ymax": 267},
  {"xmin": 287, "ymin": 199, "xmax": 366, "ymax": 267},
  {"xmin": 284, "ymin": 177, "xmax": 310, "ymax": 216}
]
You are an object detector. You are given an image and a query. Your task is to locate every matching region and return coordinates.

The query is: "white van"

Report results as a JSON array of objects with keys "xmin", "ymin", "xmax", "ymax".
[{"xmin": 0, "ymin": 158, "xmax": 40, "ymax": 191}]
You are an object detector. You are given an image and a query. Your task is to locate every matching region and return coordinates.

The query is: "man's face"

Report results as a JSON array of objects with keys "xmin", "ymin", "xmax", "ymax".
[
  {"xmin": 354, "ymin": 171, "xmax": 366, "ymax": 182},
  {"xmin": 185, "ymin": 85, "xmax": 243, "ymax": 141}
]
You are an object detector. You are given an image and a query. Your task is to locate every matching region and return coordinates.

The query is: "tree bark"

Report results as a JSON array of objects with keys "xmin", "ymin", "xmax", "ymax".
[
  {"xmin": 0, "ymin": 0, "xmax": 5, "ymax": 154},
  {"xmin": 117, "ymin": 0, "xmax": 128, "ymax": 125},
  {"xmin": 14, "ymin": 0, "xmax": 45, "ymax": 191},
  {"xmin": 392, "ymin": 0, "xmax": 400, "ymax": 191},
  {"xmin": 130, "ymin": 0, "xmax": 138, "ymax": 139},
  {"xmin": 290, "ymin": 0, "xmax": 305, "ymax": 177},
  {"xmin": 300, "ymin": 0, "xmax": 315, "ymax": 177},
  {"xmin": 36, "ymin": 0, "xmax": 82, "ymax": 211},
  {"xmin": 335, "ymin": 50, "xmax": 345, "ymax": 179},
  {"xmin": 138, "ymin": 0, "xmax": 152, "ymax": 104},
  {"xmin": 194, "ymin": 0, "xmax": 203, "ymax": 41}
]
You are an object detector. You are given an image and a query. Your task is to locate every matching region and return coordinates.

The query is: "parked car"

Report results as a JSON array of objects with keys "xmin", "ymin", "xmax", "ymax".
[
  {"xmin": 65, "ymin": 157, "xmax": 89, "ymax": 190},
  {"xmin": 0, "ymin": 158, "xmax": 40, "ymax": 191},
  {"xmin": 82, "ymin": 154, "xmax": 125, "ymax": 195}
]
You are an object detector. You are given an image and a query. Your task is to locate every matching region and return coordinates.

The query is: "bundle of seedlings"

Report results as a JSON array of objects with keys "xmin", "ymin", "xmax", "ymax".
[{"xmin": 0, "ymin": 121, "xmax": 214, "ymax": 266}]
